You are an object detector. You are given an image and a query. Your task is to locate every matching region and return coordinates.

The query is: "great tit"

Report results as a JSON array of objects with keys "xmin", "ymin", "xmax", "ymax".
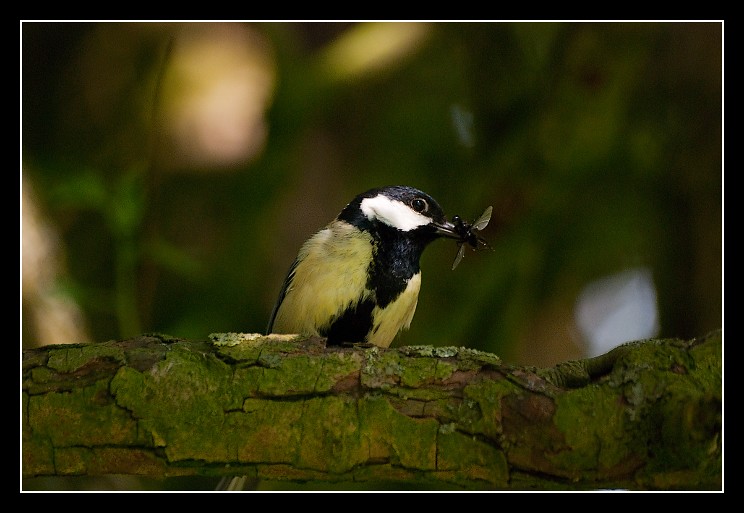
[
  {"xmin": 267, "ymin": 185, "xmax": 462, "ymax": 348},
  {"xmin": 218, "ymin": 186, "xmax": 464, "ymax": 490}
]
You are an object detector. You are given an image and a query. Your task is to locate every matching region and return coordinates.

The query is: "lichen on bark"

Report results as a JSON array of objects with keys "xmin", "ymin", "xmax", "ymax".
[{"xmin": 22, "ymin": 330, "xmax": 722, "ymax": 490}]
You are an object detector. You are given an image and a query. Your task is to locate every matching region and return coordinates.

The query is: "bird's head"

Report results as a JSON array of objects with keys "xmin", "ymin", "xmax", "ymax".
[{"xmin": 337, "ymin": 185, "xmax": 461, "ymax": 244}]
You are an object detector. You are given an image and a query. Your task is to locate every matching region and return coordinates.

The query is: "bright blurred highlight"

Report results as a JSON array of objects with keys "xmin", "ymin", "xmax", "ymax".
[
  {"xmin": 575, "ymin": 267, "xmax": 660, "ymax": 356},
  {"xmin": 157, "ymin": 23, "xmax": 275, "ymax": 171},
  {"xmin": 319, "ymin": 22, "xmax": 431, "ymax": 82},
  {"xmin": 21, "ymin": 175, "xmax": 91, "ymax": 346}
]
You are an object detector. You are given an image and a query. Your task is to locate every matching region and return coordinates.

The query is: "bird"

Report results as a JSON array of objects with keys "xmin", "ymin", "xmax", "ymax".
[
  {"xmin": 266, "ymin": 185, "xmax": 463, "ymax": 348},
  {"xmin": 218, "ymin": 186, "xmax": 465, "ymax": 490}
]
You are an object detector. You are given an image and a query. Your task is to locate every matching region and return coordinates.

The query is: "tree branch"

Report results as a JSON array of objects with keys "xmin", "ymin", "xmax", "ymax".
[{"xmin": 22, "ymin": 330, "xmax": 722, "ymax": 490}]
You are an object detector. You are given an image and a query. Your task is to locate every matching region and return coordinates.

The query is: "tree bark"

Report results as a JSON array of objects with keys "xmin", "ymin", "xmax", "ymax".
[{"xmin": 22, "ymin": 330, "xmax": 722, "ymax": 490}]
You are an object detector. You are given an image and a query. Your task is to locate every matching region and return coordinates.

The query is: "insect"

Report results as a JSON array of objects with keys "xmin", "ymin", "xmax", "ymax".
[{"xmin": 450, "ymin": 205, "xmax": 493, "ymax": 270}]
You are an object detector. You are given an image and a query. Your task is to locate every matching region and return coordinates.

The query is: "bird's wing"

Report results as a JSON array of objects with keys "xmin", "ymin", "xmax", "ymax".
[{"xmin": 266, "ymin": 258, "xmax": 299, "ymax": 334}]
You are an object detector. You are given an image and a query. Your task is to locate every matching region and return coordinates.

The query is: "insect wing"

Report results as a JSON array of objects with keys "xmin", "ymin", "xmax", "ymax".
[
  {"xmin": 472, "ymin": 206, "xmax": 493, "ymax": 232},
  {"xmin": 450, "ymin": 205, "xmax": 493, "ymax": 270},
  {"xmin": 452, "ymin": 242, "xmax": 466, "ymax": 270}
]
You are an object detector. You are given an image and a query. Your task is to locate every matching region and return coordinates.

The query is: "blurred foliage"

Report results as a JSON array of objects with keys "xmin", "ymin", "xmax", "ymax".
[{"xmin": 22, "ymin": 22, "xmax": 721, "ymax": 369}]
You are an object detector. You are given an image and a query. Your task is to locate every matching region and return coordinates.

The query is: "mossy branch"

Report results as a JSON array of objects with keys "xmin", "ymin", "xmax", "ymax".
[{"xmin": 22, "ymin": 330, "xmax": 722, "ymax": 490}]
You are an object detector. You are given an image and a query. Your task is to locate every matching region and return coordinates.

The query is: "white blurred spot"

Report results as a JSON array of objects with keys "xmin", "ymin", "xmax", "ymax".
[
  {"xmin": 575, "ymin": 268, "xmax": 660, "ymax": 356},
  {"xmin": 158, "ymin": 23, "xmax": 275, "ymax": 171},
  {"xmin": 22, "ymin": 175, "xmax": 92, "ymax": 346}
]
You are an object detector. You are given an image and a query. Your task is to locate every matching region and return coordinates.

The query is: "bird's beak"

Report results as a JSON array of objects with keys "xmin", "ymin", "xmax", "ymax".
[{"xmin": 433, "ymin": 220, "xmax": 461, "ymax": 240}]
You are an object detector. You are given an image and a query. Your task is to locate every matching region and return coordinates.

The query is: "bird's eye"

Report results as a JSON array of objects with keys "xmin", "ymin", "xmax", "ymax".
[{"xmin": 410, "ymin": 198, "xmax": 428, "ymax": 213}]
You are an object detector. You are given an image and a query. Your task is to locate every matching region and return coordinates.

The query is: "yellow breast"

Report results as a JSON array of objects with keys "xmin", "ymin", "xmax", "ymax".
[
  {"xmin": 271, "ymin": 223, "xmax": 374, "ymax": 336},
  {"xmin": 368, "ymin": 272, "xmax": 421, "ymax": 348}
]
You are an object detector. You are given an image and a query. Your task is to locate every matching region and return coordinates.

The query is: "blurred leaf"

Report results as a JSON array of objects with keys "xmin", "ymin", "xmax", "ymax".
[
  {"xmin": 46, "ymin": 170, "xmax": 108, "ymax": 210},
  {"xmin": 144, "ymin": 239, "xmax": 204, "ymax": 278},
  {"xmin": 106, "ymin": 170, "xmax": 146, "ymax": 238}
]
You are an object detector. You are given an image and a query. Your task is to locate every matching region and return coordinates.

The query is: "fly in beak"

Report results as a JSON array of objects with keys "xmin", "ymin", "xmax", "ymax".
[{"xmin": 433, "ymin": 220, "xmax": 461, "ymax": 240}]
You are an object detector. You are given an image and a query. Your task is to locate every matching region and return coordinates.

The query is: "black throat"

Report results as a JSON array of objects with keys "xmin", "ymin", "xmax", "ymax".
[{"xmin": 367, "ymin": 224, "xmax": 434, "ymax": 308}]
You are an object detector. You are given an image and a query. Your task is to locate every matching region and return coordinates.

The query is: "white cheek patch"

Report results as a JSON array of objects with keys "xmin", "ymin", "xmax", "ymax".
[{"xmin": 360, "ymin": 194, "xmax": 430, "ymax": 231}]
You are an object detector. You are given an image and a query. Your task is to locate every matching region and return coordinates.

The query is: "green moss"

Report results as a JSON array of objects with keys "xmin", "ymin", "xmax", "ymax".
[
  {"xmin": 212, "ymin": 335, "xmax": 362, "ymax": 397},
  {"xmin": 435, "ymin": 359, "xmax": 457, "ymax": 380},
  {"xmin": 26, "ymin": 366, "xmax": 56, "ymax": 390},
  {"xmin": 689, "ymin": 331, "xmax": 722, "ymax": 387},
  {"xmin": 395, "ymin": 356, "xmax": 455, "ymax": 388},
  {"xmin": 210, "ymin": 333, "xmax": 309, "ymax": 362},
  {"xmin": 386, "ymin": 386, "xmax": 453, "ymax": 402},
  {"xmin": 54, "ymin": 447, "xmax": 89, "ymax": 475},
  {"xmin": 436, "ymin": 430, "xmax": 509, "ymax": 486},
  {"xmin": 258, "ymin": 355, "xmax": 324, "ymax": 395},
  {"xmin": 399, "ymin": 357, "xmax": 438, "ymax": 387},
  {"xmin": 553, "ymin": 386, "xmax": 634, "ymax": 475},
  {"xmin": 361, "ymin": 347, "xmax": 402, "ymax": 389},
  {"xmin": 633, "ymin": 333, "xmax": 721, "ymax": 485},
  {"xmin": 231, "ymin": 367, "xmax": 263, "ymax": 402},
  {"xmin": 360, "ymin": 394, "xmax": 438, "ymax": 471},
  {"xmin": 417, "ymin": 397, "xmax": 473, "ymax": 426},
  {"xmin": 297, "ymin": 396, "xmax": 366, "ymax": 473},
  {"xmin": 312, "ymin": 351, "xmax": 363, "ymax": 392},
  {"xmin": 110, "ymin": 344, "xmax": 242, "ymax": 463},
  {"xmin": 22, "ymin": 392, "xmax": 55, "ymax": 476},
  {"xmin": 461, "ymin": 380, "xmax": 514, "ymax": 440},
  {"xmin": 46, "ymin": 344, "xmax": 126, "ymax": 373},
  {"xmin": 457, "ymin": 347, "xmax": 502, "ymax": 367},
  {"xmin": 257, "ymin": 351, "xmax": 283, "ymax": 368},
  {"xmin": 53, "ymin": 447, "xmax": 174, "ymax": 477},
  {"xmin": 22, "ymin": 349, "xmax": 49, "ymax": 372},
  {"xmin": 23, "ymin": 332, "xmax": 721, "ymax": 487},
  {"xmin": 27, "ymin": 379, "xmax": 139, "ymax": 447},
  {"xmin": 654, "ymin": 391, "xmax": 721, "ymax": 471},
  {"xmin": 226, "ymin": 401, "xmax": 305, "ymax": 464},
  {"xmin": 549, "ymin": 332, "xmax": 722, "ymax": 484}
]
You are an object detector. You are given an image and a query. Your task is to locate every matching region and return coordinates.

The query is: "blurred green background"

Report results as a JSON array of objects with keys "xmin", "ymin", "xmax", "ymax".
[{"xmin": 22, "ymin": 21, "xmax": 721, "ymax": 370}]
